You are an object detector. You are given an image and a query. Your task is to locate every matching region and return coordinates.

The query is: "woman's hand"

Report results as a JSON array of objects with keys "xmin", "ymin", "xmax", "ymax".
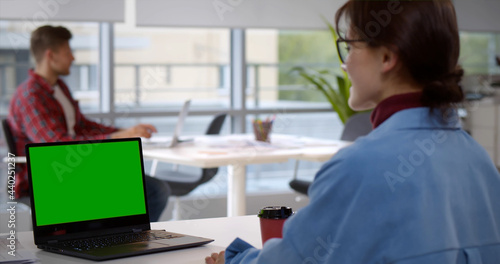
[{"xmin": 205, "ymin": 251, "xmax": 225, "ymax": 264}]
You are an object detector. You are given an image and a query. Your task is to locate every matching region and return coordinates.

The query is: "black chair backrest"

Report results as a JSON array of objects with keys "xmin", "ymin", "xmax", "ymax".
[
  {"xmin": 340, "ymin": 112, "xmax": 372, "ymax": 141},
  {"xmin": 205, "ymin": 113, "xmax": 227, "ymax": 135},
  {"xmin": 2, "ymin": 119, "xmax": 17, "ymax": 155},
  {"xmin": 200, "ymin": 113, "xmax": 227, "ymax": 183}
]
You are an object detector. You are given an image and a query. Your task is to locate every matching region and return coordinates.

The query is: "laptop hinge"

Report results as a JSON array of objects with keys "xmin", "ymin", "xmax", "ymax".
[
  {"xmin": 132, "ymin": 228, "xmax": 143, "ymax": 233},
  {"xmin": 47, "ymin": 240, "xmax": 58, "ymax": 244}
]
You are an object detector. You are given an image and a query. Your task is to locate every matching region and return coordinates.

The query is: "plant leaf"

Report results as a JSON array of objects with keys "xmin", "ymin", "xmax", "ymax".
[
  {"xmin": 314, "ymin": 73, "xmax": 348, "ymax": 123},
  {"xmin": 287, "ymin": 18, "xmax": 359, "ymax": 124},
  {"xmin": 337, "ymin": 75, "xmax": 347, "ymax": 103}
]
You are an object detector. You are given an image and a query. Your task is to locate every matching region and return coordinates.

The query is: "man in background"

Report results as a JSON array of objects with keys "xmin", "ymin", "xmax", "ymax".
[{"xmin": 7, "ymin": 25, "xmax": 170, "ymax": 222}]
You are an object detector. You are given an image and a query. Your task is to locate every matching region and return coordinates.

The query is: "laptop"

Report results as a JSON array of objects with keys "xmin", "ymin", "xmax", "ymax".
[
  {"xmin": 26, "ymin": 138, "xmax": 213, "ymax": 261},
  {"xmin": 141, "ymin": 99, "xmax": 191, "ymax": 148}
]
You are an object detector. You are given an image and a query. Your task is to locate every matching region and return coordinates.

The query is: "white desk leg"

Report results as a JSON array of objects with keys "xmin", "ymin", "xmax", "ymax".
[
  {"xmin": 227, "ymin": 164, "xmax": 246, "ymax": 217},
  {"xmin": 150, "ymin": 159, "xmax": 158, "ymax": 176}
]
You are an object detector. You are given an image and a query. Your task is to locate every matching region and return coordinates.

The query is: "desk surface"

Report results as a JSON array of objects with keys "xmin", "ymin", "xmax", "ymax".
[
  {"xmin": 143, "ymin": 134, "xmax": 349, "ymax": 217},
  {"xmin": 13, "ymin": 216, "xmax": 260, "ymax": 264},
  {"xmin": 3, "ymin": 134, "xmax": 349, "ymax": 166},
  {"xmin": 143, "ymin": 134, "xmax": 350, "ymax": 167}
]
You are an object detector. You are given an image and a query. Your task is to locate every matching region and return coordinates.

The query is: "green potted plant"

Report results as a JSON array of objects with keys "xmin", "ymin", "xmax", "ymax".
[{"xmin": 290, "ymin": 21, "xmax": 357, "ymax": 124}]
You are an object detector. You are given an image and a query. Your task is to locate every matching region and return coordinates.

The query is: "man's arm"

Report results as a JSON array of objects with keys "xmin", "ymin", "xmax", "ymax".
[
  {"xmin": 19, "ymin": 92, "xmax": 111, "ymax": 142},
  {"xmin": 77, "ymin": 115, "xmax": 157, "ymax": 139},
  {"xmin": 77, "ymin": 115, "xmax": 118, "ymax": 135}
]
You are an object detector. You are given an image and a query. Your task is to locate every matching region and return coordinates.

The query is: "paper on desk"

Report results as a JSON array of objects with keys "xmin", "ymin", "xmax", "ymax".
[
  {"xmin": 194, "ymin": 135, "xmax": 348, "ymax": 153},
  {"xmin": 196, "ymin": 137, "xmax": 276, "ymax": 149},
  {"xmin": 0, "ymin": 235, "xmax": 38, "ymax": 264}
]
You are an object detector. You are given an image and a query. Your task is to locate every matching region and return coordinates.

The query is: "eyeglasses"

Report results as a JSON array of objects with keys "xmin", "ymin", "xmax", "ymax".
[{"xmin": 336, "ymin": 38, "xmax": 368, "ymax": 64}]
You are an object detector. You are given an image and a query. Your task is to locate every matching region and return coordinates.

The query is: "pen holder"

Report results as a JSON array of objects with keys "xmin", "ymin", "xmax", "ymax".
[{"xmin": 252, "ymin": 119, "xmax": 273, "ymax": 142}]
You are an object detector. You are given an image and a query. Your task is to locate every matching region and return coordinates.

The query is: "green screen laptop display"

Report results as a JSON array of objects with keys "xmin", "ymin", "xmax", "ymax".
[{"xmin": 28, "ymin": 140, "xmax": 147, "ymax": 226}]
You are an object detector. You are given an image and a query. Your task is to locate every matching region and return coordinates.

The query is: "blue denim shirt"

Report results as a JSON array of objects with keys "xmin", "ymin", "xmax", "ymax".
[{"xmin": 226, "ymin": 107, "xmax": 500, "ymax": 264}]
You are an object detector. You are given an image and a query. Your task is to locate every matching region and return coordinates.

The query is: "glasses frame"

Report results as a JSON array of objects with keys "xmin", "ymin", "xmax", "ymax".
[{"xmin": 336, "ymin": 38, "xmax": 369, "ymax": 64}]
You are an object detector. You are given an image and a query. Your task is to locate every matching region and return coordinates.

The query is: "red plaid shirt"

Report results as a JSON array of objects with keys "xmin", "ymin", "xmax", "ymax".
[{"xmin": 8, "ymin": 69, "xmax": 119, "ymax": 198}]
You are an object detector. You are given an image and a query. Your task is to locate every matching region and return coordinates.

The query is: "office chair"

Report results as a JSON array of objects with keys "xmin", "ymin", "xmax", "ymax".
[
  {"xmin": 2, "ymin": 119, "xmax": 17, "ymax": 155},
  {"xmin": 289, "ymin": 112, "xmax": 372, "ymax": 196},
  {"xmin": 152, "ymin": 113, "xmax": 227, "ymax": 218}
]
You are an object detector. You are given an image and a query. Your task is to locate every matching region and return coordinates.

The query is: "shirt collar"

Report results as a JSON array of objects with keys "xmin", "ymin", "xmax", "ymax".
[
  {"xmin": 370, "ymin": 92, "xmax": 424, "ymax": 129},
  {"xmin": 29, "ymin": 68, "xmax": 61, "ymax": 94},
  {"xmin": 372, "ymin": 107, "xmax": 462, "ymax": 134}
]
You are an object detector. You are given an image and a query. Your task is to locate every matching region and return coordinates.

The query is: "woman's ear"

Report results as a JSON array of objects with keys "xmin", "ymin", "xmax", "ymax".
[{"xmin": 380, "ymin": 46, "xmax": 399, "ymax": 74}]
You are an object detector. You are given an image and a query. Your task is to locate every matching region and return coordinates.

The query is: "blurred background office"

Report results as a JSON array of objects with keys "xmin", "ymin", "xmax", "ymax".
[{"xmin": 0, "ymin": 0, "xmax": 499, "ymax": 228}]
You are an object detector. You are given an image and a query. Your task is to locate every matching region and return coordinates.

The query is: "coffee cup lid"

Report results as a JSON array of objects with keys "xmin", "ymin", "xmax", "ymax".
[{"xmin": 258, "ymin": 206, "xmax": 293, "ymax": 219}]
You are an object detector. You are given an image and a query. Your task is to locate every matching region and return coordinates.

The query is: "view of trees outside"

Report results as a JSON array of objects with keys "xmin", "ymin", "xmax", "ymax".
[
  {"xmin": 497, "ymin": 34, "xmax": 500, "ymax": 56},
  {"xmin": 277, "ymin": 30, "xmax": 340, "ymax": 103},
  {"xmin": 459, "ymin": 32, "xmax": 498, "ymax": 75},
  {"xmin": 276, "ymin": 30, "xmax": 500, "ymax": 105}
]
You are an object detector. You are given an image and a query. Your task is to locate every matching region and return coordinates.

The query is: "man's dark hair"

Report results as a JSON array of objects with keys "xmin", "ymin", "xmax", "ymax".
[{"xmin": 30, "ymin": 25, "xmax": 72, "ymax": 63}]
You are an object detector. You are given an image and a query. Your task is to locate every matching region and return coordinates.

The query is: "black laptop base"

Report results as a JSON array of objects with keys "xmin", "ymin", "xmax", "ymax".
[{"xmin": 39, "ymin": 230, "xmax": 213, "ymax": 261}]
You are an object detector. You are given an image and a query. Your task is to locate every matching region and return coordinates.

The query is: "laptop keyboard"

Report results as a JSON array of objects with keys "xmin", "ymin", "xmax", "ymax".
[{"xmin": 60, "ymin": 230, "xmax": 183, "ymax": 251}]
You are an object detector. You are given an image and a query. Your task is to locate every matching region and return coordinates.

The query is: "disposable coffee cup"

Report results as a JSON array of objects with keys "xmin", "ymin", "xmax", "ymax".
[{"xmin": 258, "ymin": 206, "xmax": 293, "ymax": 244}]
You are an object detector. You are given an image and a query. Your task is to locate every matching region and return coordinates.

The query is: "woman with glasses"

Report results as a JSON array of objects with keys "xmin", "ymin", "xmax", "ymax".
[{"xmin": 205, "ymin": 1, "xmax": 500, "ymax": 263}]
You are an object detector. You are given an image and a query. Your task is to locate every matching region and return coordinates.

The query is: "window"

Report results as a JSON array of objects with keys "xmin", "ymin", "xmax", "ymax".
[
  {"xmin": 0, "ymin": 21, "xmax": 100, "ymax": 114},
  {"xmin": 459, "ymin": 32, "xmax": 500, "ymax": 75},
  {"xmin": 113, "ymin": 22, "xmax": 230, "ymax": 112},
  {"xmin": 246, "ymin": 29, "xmax": 341, "ymax": 110}
]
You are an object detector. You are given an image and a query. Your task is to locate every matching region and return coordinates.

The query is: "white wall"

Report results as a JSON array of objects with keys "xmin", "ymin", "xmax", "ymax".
[
  {"xmin": 0, "ymin": 0, "xmax": 125, "ymax": 22},
  {"xmin": 136, "ymin": 0, "xmax": 344, "ymax": 29},
  {"xmin": 1, "ymin": 0, "xmax": 500, "ymax": 33},
  {"xmin": 454, "ymin": 0, "xmax": 500, "ymax": 32}
]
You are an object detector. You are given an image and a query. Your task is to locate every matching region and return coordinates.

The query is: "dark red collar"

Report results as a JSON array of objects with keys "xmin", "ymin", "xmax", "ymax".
[
  {"xmin": 29, "ymin": 68, "xmax": 64, "ymax": 94},
  {"xmin": 370, "ymin": 92, "xmax": 423, "ymax": 129}
]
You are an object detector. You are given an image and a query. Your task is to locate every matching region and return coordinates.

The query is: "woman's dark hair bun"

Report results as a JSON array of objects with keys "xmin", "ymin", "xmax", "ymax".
[{"xmin": 421, "ymin": 66, "xmax": 464, "ymax": 109}]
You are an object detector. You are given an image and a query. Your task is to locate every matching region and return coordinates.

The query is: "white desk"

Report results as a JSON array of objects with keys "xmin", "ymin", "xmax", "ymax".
[
  {"xmin": 2, "ymin": 134, "xmax": 349, "ymax": 217},
  {"xmin": 143, "ymin": 134, "xmax": 350, "ymax": 217},
  {"xmin": 11, "ymin": 216, "xmax": 260, "ymax": 264}
]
